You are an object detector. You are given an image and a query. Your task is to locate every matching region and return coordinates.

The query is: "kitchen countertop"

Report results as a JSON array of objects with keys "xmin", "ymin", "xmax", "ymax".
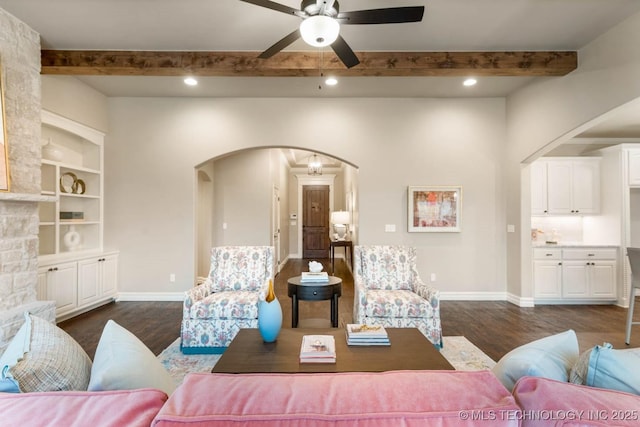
[{"xmin": 532, "ymin": 243, "xmax": 619, "ymax": 248}]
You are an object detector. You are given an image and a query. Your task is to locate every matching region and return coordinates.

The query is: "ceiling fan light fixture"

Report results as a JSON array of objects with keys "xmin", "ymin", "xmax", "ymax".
[{"xmin": 300, "ymin": 15, "xmax": 340, "ymax": 47}]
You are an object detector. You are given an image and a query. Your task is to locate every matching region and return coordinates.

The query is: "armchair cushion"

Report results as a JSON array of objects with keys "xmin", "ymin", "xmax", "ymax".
[
  {"xmin": 189, "ymin": 291, "xmax": 260, "ymax": 320},
  {"xmin": 364, "ymin": 289, "xmax": 434, "ymax": 318}
]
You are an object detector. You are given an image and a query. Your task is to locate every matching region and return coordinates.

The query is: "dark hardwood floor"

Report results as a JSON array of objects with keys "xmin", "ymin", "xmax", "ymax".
[{"xmin": 59, "ymin": 258, "xmax": 638, "ymax": 362}]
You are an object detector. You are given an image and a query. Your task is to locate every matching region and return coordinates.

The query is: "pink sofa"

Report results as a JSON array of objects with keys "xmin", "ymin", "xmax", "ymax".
[
  {"xmin": 513, "ymin": 376, "xmax": 640, "ymax": 427},
  {"xmin": 0, "ymin": 388, "xmax": 167, "ymax": 427},
  {"xmin": 2, "ymin": 371, "xmax": 640, "ymax": 427},
  {"xmin": 153, "ymin": 370, "xmax": 520, "ymax": 426}
]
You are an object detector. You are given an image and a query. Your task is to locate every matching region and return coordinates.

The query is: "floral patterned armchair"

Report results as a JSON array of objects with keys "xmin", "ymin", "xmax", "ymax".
[
  {"xmin": 353, "ymin": 245, "xmax": 442, "ymax": 348},
  {"xmin": 180, "ymin": 246, "xmax": 275, "ymax": 354}
]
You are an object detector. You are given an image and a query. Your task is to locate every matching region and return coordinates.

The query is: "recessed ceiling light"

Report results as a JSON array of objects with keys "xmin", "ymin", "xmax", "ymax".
[
  {"xmin": 325, "ymin": 77, "xmax": 338, "ymax": 86},
  {"xmin": 463, "ymin": 78, "xmax": 477, "ymax": 87},
  {"xmin": 184, "ymin": 77, "xmax": 198, "ymax": 86}
]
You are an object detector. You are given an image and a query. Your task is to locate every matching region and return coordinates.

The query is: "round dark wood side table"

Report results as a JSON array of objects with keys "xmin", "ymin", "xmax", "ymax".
[{"xmin": 287, "ymin": 275, "xmax": 342, "ymax": 328}]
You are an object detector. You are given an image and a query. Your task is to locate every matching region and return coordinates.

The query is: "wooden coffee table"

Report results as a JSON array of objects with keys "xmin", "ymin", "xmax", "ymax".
[{"xmin": 212, "ymin": 327, "xmax": 454, "ymax": 373}]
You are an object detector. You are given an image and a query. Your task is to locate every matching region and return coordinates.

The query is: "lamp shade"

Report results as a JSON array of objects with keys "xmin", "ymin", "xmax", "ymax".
[
  {"xmin": 331, "ymin": 211, "xmax": 351, "ymax": 225},
  {"xmin": 300, "ymin": 15, "xmax": 340, "ymax": 47}
]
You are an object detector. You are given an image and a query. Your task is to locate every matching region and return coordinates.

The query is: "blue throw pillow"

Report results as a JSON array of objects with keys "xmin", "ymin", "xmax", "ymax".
[
  {"xmin": 492, "ymin": 330, "xmax": 579, "ymax": 391},
  {"xmin": 586, "ymin": 343, "xmax": 640, "ymax": 394}
]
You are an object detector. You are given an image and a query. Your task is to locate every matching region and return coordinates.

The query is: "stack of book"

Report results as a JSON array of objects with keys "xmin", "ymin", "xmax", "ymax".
[
  {"xmin": 299, "ymin": 335, "xmax": 336, "ymax": 363},
  {"xmin": 346, "ymin": 324, "xmax": 390, "ymax": 346},
  {"xmin": 300, "ymin": 271, "xmax": 329, "ymax": 283}
]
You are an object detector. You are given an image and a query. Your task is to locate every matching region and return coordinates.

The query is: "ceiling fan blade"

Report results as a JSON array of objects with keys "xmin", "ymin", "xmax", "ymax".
[
  {"xmin": 331, "ymin": 35, "xmax": 360, "ymax": 68},
  {"xmin": 258, "ymin": 29, "xmax": 301, "ymax": 59},
  {"xmin": 336, "ymin": 6, "xmax": 425, "ymax": 25},
  {"xmin": 238, "ymin": 0, "xmax": 304, "ymax": 17}
]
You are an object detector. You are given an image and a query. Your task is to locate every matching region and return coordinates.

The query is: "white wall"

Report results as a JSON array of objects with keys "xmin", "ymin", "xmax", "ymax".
[
  {"xmin": 213, "ymin": 149, "xmax": 272, "ymax": 246},
  {"xmin": 506, "ymin": 11, "xmax": 640, "ymax": 302},
  {"xmin": 41, "ymin": 75, "xmax": 108, "ymax": 133},
  {"xmin": 104, "ymin": 97, "xmax": 507, "ymax": 296}
]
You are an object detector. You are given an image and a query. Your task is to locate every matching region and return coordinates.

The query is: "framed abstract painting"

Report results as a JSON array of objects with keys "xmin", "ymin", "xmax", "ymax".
[{"xmin": 408, "ymin": 186, "xmax": 461, "ymax": 232}]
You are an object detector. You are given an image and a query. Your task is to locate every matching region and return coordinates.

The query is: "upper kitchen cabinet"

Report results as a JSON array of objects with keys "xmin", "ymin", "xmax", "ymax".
[{"xmin": 531, "ymin": 158, "xmax": 601, "ymax": 215}]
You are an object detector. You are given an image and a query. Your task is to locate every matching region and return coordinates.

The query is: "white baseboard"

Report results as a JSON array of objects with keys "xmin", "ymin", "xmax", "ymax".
[
  {"xmin": 116, "ymin": 292, "xmax": 184, "ymax": 302},
  {"xmin": 439, "ymin": 291, "xmax": 535, "ymax": 307},
  {"xmin": 507, "ymin": 293, "xmax": 535, "ymax": 308}
]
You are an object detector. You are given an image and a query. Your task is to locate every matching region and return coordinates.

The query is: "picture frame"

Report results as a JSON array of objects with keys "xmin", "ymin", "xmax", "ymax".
[
  {"xmin": 0, "ymin": 58, "xmax": 9, "ymax": 192},
  {"xmin": 408, "ymin": 186, "xmax": 461, "ymax": 232}
]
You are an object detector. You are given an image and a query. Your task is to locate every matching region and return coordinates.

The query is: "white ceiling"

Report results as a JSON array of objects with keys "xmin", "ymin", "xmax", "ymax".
[{"xmin": 1, "ymin": 0, "xmax": 639, "ymax": 136}]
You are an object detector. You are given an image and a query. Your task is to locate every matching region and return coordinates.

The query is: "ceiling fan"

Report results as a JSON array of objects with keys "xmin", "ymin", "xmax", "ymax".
[{"xmin": 239, "ymin": 0, "xmax": 425, "ymax": 69}]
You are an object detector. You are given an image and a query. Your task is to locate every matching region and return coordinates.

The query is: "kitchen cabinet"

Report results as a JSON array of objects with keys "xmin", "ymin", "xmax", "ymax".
[
  {"xmin": 531, "ymin": 158, "xmax": 600, "ymax": 215},
  {"xmin": 532, "ymin": 249, "xmax": 562, "ymax": 298},
  {"xmin": 628, "ymin": 149, "xmax": 640, "ymax": 186},
  {"xmin": 533, "ymin": 247, "xmax": 617, "ymax": 302}
]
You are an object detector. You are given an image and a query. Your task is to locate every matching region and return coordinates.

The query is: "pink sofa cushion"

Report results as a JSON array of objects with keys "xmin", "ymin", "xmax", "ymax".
[
  {"xmin": 513, "ymin": 376, "xmax": 640, "ymax": 427},
  {"xmin": 153, "ymin": 370, "xmax": 520, "ymax": 427},
  {"xmin": 0, "ymin": 388, "xmax": 167, "ymax": 427}
]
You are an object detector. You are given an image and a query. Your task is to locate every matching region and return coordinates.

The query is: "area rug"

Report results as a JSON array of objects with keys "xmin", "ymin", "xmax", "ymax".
[{"xmin": 157, "ymin": 335, "xmax": 495, "ymax": 385}]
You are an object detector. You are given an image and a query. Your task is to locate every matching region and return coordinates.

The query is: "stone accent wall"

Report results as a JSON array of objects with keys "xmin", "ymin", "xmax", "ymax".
[{"xmin": 0, "ymin": 8, "xmax": 55, "ymax": 353}]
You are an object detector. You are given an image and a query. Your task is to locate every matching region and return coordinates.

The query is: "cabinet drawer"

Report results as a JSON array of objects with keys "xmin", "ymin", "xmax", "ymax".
[
  {"xmin": 562, "ymin": 248, "xmax": 617, "ymax": 260},
  {"xmin": 533, "ymin": 249, "xmax": 562, "ymax": 260}
]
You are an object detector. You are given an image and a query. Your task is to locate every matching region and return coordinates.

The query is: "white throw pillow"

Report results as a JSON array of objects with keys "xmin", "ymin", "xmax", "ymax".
[
  {"xmin": 88, "ymin": 320, "xmax": 176, "ymax": 395},
  {"xmin": 492, "ymin": 330, "xmax": 579, "ymax": 392}
]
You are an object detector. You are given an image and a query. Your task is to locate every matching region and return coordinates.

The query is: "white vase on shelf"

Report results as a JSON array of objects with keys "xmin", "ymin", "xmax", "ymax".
[
  {"xmin": 63, "ymin": 226, "xmax": 81, "ymax": 251},
  {"xmin": 42, "ymin": 138, "xmax": 64, "ymax": 162}
]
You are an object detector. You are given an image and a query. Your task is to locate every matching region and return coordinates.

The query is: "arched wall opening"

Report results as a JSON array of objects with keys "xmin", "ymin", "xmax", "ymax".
[{"xmin": 194, "ymin": 146, "xmax": 359, "ymax": 279}]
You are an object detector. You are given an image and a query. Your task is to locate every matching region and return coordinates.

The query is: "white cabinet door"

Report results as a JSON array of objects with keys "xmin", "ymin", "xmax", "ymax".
[
  {"xmin": 39, "ymin": 262, "xmax": 78, "ymax": 317},
  {"xmin": 572, "ymin": 160, "xmax": 600, "ymax": 214},
  {"xmin": 530, "ymin": 162, "xmax": 548, "ymax": 215},
  {"xmin": 100, "ymin": 254, "xmax": 118, "ymax": 297},
  {"xmin": 590, "ymin": 260, "xmax": 617, "ymax": 299},
  {"xmin": 533, "ymin": 261, "xmax": 562, "ymax": 298},
  {"xmin": 78, "ymin": 254, "xmax": 118, "ymax": 304},
  {"xmin": 547, "ymin": 162, "xmax": 573, "ymax": 214},
  {"xmin": 78, "ymin": 258, "xmax": 100, "ymax": 306},
  {"xmin": 533, "ymin": 159, "xmax": 600, "ymax": 215},
  {"xmin": 628, "ymin": 150, "xmax": 640, "ymax": 186},
  {"xmin": 562, "ymin": 261, "xmax": 590, "ymax": 298}
]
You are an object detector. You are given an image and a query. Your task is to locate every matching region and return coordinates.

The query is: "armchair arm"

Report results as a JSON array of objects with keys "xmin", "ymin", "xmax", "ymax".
[
  {"xmin": 352, "ymin": 274, "xmax": 369, "ymax": 324},
  {"xmin": 412, "ymin": 276, "xmax": 440, "ymax": 306},
  {"xmin": 183, "ymin": 278, "xmax": 213, "ymax": 319}
]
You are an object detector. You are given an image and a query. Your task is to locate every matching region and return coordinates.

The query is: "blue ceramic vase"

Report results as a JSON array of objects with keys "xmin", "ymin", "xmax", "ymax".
[
  {"xmin": 258, "ymin": 280, "xmax": 282, "ymax": 342},
  {"xmin": 258, "ymin": 298, "xmax": 282, "ymax": 342}
]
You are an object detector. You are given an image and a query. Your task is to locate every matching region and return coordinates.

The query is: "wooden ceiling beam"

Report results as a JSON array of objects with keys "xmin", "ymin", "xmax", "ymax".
[{"xmin": 41, "ymin": 50, "xmax": 577, "ymax": 77}]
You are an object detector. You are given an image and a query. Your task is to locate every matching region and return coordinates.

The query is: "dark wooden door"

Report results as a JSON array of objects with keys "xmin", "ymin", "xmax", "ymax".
[{"xmin": 303, "ymin": 185, "xmax": 330, "ymax": 259}]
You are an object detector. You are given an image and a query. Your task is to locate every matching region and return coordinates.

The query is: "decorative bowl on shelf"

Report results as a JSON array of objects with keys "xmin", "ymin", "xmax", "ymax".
[{"xmin": 308, "ymin": 261, "xmax": 323, "ymax": 273}]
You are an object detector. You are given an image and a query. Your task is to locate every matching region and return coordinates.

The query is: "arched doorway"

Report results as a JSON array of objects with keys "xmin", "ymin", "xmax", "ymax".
[{"xmin": 194, "ymin": 147, "xmax": 358, "ymax": 278}]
